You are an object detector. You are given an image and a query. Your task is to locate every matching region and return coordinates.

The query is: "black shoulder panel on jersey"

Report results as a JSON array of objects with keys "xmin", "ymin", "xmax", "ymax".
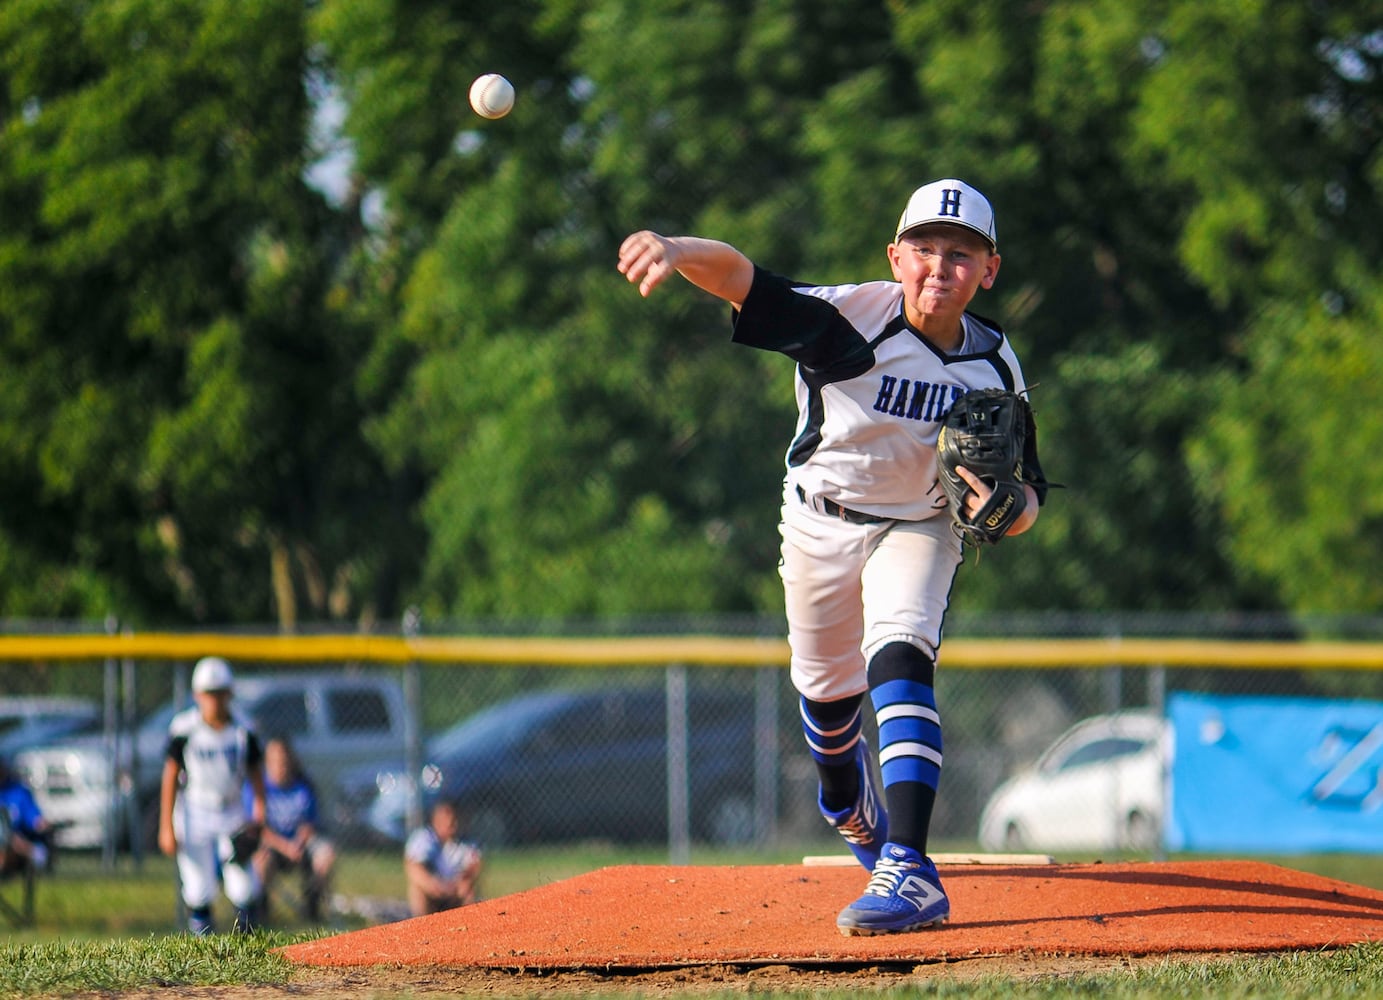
[
  {"xmin": 946, "ymin": 313, "xmax": 1017, "ymax": 390},
  {"xmin": 867, "ymin": 312, "xmax": 912, "ymax": 351},
  {"xmin": 732, "ymin": 267, "xmax": 874, "ymax": 377},
  {"xmin": 985, "ymin": 358, "xmax": 1017, "ymax": 391},
  {"xmin": 786, "ymin": 366, "xmax": 828, "ymax": 467},
  {"xmin": 246, "ymin": 729, "xmax": 263, "ymax": 768},
  {"xmin": 965, "ymin": 310, "xmax": 1005, "ymax": 335},
  {"xmin": 166, "ymin": 733, "xmax": 188, "ymax": 768}
]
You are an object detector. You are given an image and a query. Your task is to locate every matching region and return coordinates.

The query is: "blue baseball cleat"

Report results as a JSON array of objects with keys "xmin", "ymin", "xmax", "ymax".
[
  {"xmin": 818, "ymin": 737, "xmax": 888, "ymax": 872},
  {"xmin": 187, "ymin": 906, "xmax": 215, "ymax": 936},
  {"xmin": 836, "ymin": 842, "xmax": 950, "ymax": 936}
]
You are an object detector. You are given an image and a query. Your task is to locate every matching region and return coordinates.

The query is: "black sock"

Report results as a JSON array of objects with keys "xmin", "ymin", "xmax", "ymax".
[{"xmin": 883, "ymin": 780, "xmax": 936, "ymax": 855}]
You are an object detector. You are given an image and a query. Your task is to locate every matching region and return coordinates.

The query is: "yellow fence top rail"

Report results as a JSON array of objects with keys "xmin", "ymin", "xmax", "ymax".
[{"xmin": 0, "ymin": 634, "xmax": 1381, "ymax": 669}]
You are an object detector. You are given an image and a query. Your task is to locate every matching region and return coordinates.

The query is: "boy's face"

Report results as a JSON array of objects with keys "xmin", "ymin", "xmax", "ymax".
[
  {"xmin": 194, "ymin": 688, "xmax": 232, "ymax": 725},
  {"xmin": 432, "ymin": 805, "xmax": 459, "ymax": 841},
  {"xmin": 888, "ymin": 223, "xmax": 1000, "ymax": 331}
]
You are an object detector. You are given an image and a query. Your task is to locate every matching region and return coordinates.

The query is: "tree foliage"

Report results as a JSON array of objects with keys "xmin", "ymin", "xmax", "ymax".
[
  {"xmin": 0, "ymin": 0, "xmax": 416, "ymax": 625},
  {"xmin": 1189, "ymin": 267, "xmax": 1383, "ymax": 612},
  {"xmin": 0, "ymin": 0, "xmax": 1378, "ymax": 625}
]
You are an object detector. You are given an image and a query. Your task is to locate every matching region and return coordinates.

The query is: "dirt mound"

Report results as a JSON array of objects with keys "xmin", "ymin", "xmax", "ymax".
[{"xmin": 281, "ymin": 860, "xmax": 1383, "ymax": 971}]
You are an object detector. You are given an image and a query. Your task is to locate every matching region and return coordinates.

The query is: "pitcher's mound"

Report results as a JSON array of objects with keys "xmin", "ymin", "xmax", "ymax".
[{"xmin": 281, "ymin": 860, "xmax": 1383, "ymax": 970}]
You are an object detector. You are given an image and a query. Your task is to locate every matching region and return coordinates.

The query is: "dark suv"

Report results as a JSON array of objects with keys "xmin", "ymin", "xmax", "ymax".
[{"xmin": 341, "ymin": 685, "xmax": 762, "ymax": 847}]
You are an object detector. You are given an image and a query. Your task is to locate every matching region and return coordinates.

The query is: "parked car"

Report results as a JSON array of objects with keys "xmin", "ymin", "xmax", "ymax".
[
  {"xmin": 977, "ymin": 710, "xmax": 1167, "ymax": 853},
  {"xmin": 337, "ymin": 685, "xmax": 761, "ymax": 848},
  {"xmin": 0, "ymin": 696, "xmax": 100, "ymax": 761},
  {"xmin": 14, "ymin": 670, "xmax": 411, "ymax": 851}
]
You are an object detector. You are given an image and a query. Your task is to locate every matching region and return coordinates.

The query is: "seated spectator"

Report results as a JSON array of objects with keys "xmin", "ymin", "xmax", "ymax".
[
  {"xmin": 404, "ymin": 800, "xmax": 482, "ymax": 917},
  {"xmin": 0, "ymin": 757, "xmax": 50, "ymax": 876},
  {"xmin": 249, "ymin": 735, "xmax": 336, "ymax": 923}
]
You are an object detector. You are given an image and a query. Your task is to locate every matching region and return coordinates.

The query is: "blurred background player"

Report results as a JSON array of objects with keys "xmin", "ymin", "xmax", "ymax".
[
  {"xmin": 157, "ymin": 656, "xmax": 266, "ymax": 935},
  {"xmin": 249, "ymin": 735, "xmax": 336, "ymax": 924},
  {"xmin": 404, "ymin": 799, "xmax": 482, "ymax": 917}
]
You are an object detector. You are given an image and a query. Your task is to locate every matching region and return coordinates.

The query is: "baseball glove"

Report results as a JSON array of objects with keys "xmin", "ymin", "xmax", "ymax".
[
  {"xmin": 225, "ymin": 822, "xmax": 261, "ymax": 865},
  {"xmin": 936, "ymin": 388, "xmax": 1044, "ymax": 546}
]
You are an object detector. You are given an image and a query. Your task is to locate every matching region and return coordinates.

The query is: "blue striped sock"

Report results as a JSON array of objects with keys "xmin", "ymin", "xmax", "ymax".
[{"xmin": 799, "ymin": 695, "xmax": 864, "ymax": 811}]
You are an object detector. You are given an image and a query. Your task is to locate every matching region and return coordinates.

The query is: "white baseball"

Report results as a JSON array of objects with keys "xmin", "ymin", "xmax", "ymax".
[{"xmin": 469, "ymin": 74, "xmax": 515, "ymax": 119}]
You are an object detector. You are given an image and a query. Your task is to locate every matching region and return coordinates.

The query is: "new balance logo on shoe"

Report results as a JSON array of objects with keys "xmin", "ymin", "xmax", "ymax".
[{"xmin": 896, "ymin": 874, "xmax": 946, "ymax": 912}]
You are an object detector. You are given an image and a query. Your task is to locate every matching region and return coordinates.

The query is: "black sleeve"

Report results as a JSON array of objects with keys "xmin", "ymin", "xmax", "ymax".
[
  {"xmin": 166, "ymin": 734, "xmax": 188, "ymax": 769},
  {"xmin": 245, "ymin": 731, "xmax": 264, "ymax": 770},
  {"xmin": 1023, "ymin": 404, "xmax": 1051, "ymax": 506},
  {"xmin": 731, "ymin": 266, "xmax": 874, "ymax": 376}
]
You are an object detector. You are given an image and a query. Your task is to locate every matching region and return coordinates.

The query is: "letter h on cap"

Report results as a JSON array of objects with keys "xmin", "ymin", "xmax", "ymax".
[{"xmin": 938, "ymin": 188, "xmax": 963, "ymax": 217}]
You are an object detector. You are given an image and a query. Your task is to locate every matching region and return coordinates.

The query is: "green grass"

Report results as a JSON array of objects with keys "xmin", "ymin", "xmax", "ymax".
[
  {"xmin": 0, "ymin": 933, "xmax": 301, "ymax": 996},
  {"xmin": 848, "ymin": 947, "xmax": 1383, "ymax": 999},
  {"xmin": 1, "ymin": 844, "xmax": 1379, "ymax": 997},
  {"xmin": 2, "ymin": 937, "xmax": 1381, "ymax": 999}
]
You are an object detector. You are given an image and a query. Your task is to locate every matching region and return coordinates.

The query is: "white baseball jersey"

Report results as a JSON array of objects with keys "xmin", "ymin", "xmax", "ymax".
[
  {"xmin": 733, "ymin": 267, "xmax": 1030, "ymax": 522},
  {"xmin": 405, "ymin": 826, "xmax": 481, "ymax": 880},
  {"xmin": 165, "ymin": 707, "xmax": 262, "ymax": 817}
]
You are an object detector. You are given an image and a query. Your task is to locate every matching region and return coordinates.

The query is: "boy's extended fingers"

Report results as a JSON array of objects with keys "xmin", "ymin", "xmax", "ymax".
[{"xmin": 618, "ymin": 233, "xmax": 675, "ymax": 296}]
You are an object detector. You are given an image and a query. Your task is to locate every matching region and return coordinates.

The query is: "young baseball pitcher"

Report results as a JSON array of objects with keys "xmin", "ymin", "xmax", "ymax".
[
  {"xmin": 618, "ymin": 179, "xmax": 1050, "ymax": 935},
  {"xmin": 157, "ymin": 656, "xmax": 267, "ymax": 935}
]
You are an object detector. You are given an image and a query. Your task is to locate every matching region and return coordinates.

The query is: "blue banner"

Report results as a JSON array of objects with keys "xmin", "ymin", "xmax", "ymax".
[{"xmin": 1167, "ymin": 692, "xmax": 1383, "ymax": 853}]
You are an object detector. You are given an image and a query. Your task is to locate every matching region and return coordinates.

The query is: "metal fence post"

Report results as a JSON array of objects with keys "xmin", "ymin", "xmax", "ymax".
[
  {"xmin": 122, "ymin": 640, "xmax": 142, "ymax": 869},
  {"xmin": 1152, "ymin": 663, "xmax": 1168, "ymax": 862},
  {"xmin": 101, "ymin": 615, "xmax": 119, "ymax": 871},
  {"xmin": 402, "ymin": 608, "xmax": 425, "ymax": 842},
  {"xmin": 1103, "ymin": 664, "xmax": 1124, "ymax": 713},
  {"xmin": 666, "ymin": 663, "xmax": 691, "ymax": 864},
  {"xmin": 753, "ymin": 667, "xmax": 779, "ymax": 845}
]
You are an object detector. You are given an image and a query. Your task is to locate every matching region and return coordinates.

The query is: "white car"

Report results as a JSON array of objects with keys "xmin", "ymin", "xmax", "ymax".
[
  {"xmin": 978, "ymin": 711, "xmax": 1167, "ymax": 853},
  {"xmin": 0, "ymin": 696, "xmax": 100, "ymax": 759},
  {"xmin": 14, "ymin": 737, "xmax": 124, "ymax": 850}
]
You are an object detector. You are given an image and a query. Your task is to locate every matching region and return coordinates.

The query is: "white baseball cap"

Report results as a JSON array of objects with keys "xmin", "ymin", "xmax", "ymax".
[
  {"xmin": 191, "ymin": 656, "xmax": 235, "ymax": 693},
  {"xmin": 895, "ymin": 178, "xmax": 997, "ymax": 250}
]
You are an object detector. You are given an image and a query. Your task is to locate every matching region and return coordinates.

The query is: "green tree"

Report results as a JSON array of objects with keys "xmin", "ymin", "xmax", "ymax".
[
  {"xmin": 2, "ymin": 0, "xmax": 1376, "ymax": 627},
  {"xmin": 1137, "ymin": 4, "xmax": 1383, "ymax": 615},
  {"xmin": 317, "ymin": 0, "xmax": 1380, "ymax": 621},
  {"xmin": 940, "ymin": 1, "xmax": 1380, "ymax": 613},
  {"xmin": 318, "ymin": 0, "xmax": 906, "ymax": 619},
  {"xmin": 1189, "ymin": 267, "xmax": 1383, "ymax": 612},
  {"xmin": 0, "ymin": 0, "xmax": 414, "ymax": 625}
]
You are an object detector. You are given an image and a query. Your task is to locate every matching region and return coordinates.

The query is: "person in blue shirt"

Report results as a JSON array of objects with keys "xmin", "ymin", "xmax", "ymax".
[
  {"xmin": 246, "ymin": 736, "xmax": 336, "ymax": 922},
  {"xmin": 0, "ymin": 756, "xmax": 50, "ymax": 875}
]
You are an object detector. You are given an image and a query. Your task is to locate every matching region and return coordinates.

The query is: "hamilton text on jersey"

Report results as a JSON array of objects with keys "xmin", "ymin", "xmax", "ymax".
[{"xmin": 873, "ymin": 377, "xmax": 964, "ymax": 423}]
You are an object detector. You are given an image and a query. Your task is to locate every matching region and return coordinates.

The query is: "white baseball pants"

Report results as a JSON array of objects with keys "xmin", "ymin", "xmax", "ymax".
[
  {"xmin": 173, "ymin": 803, "xmax": 261, "ymax": 910},
  {"xmin": 779, "ymin": 492, "xmax": 963, "ymax": 702}
]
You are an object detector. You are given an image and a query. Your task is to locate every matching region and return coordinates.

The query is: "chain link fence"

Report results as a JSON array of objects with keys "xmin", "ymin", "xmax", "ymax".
[{"xmin": 4, "ymin": 612, "xmax": 1381, "ymax": 928}]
